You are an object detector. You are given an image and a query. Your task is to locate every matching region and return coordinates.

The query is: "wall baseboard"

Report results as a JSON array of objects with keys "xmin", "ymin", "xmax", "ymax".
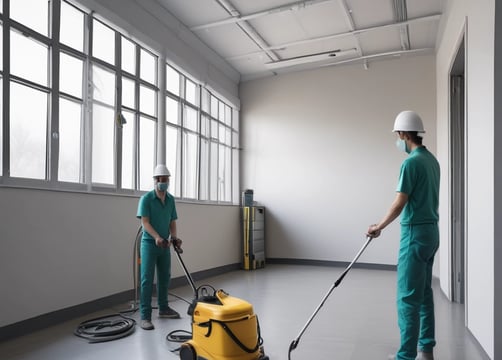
[
  {"xmin": 267, "ymin": 258, "xmax": 397, "ymax": 271},
  {"xmin": 0, "ymin": 262, "xmax": 241, "ymax": 343}
]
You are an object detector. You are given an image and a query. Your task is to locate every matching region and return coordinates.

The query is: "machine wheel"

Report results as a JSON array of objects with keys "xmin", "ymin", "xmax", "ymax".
[
  {"xmin": 179, "ymin": 343, "xmax": 196, "ymax": 360},
  {"xmin": 258, "ymin": 345, "xmax": 269, "ymax": 360}
]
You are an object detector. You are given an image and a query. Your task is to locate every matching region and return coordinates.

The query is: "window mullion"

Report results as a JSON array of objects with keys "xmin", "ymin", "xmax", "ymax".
[
  {"xmin": 82, "ymin": 10, "xmax": 92, "ymax": 187},
  {"xmin": 134, "ymin": 43, "xmax": 140, "ymax": 190},
  {"xmin": 115, "ymin": 31, "xmax": 122, "ymax": 190},
  {"xmin": 49, "ymin": 0, "xmax": 61, "ymax": 183},
  {"xmin": 2, "ymin": 1, "xmax": 11, "ymax": 179}
]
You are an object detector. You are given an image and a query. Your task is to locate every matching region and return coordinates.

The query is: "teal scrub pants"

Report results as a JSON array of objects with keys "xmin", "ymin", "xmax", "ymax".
[
  {"xmin": 140, "ymin": 240, "xmax": 171, "ymax": 321},
  {"xmin": 396, "ymin": 224, "xmax": 439, "ymax": 360}
]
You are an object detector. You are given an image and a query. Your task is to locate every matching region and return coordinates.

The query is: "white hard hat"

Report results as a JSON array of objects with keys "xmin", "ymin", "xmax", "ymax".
[
  {"xmin": 393, "ymin": 111, "xmax": 425, "ymax": 133},
  {"xmin": 153, "ymin": 164, "xmax": 171, "ymax": 177}
]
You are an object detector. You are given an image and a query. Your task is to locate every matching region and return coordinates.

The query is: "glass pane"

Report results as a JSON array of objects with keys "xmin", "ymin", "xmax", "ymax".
[
  {"xmin": 210, "ymin": 141, "xmax": 218, "ymax": 201},
  {"xmin": 219, "ymin": 124, "xmax": 225, "ymax": 142},
  {"xmin": 201, "ymin": 88, "xmax": 209, "ymax": 113},
  {"xmin": 166, "ymin": 96, "xmax": 179, "ymax": 125},
  {"xmin": 232, "ymin": 109, "xmax": 239, "ymax": 131},
  {"xmin": 185, "ymin": 78, "xmax": 197, "ymax": 105},
  {"xmin": 219, "ymin": 145, "xmax": 231, "ymax": 202},
  {"xmin": 210, "ymin": 119, "xmax": 218, "ymax": 140},
  {"xmin": 232, "ymin": 148, "xmax": 239, "ymax": 204},
  {"xmin": 58, "ymin": 98, "xmax": 82, "ymax": 183},
  {"xmin": 92, "ymin": 19, "xmax": 115, "ymax": 65},
  {"xmin": 91, "ymin": 104, "xmax": 114, "ymax": 184},
  {"xmin": 210, "ymin": 95, "xmax": 218, "ymax": 118},
  {"xmin": 219, "ymin": 101, "xmax": 225, "ymax": 122},
  {"xmin": 122, "ymin": 77, "xmax": 135, "ymax": 108},
  {"xmin": 11, "ymin": 0, "xmax": 49, "ymax": 36},
  {"xmin": 232, "ymin": 130, "xmax": 239, "ymax": 148},
  {"xmin": 60, "ymin": 1, "xmax": 84, "ymax": 51},
  {"xmin": 225, "ymin": 104, "xmax": 232, "ymax": 126},
  {"xmin": 139, "ymin": 85, "xmax": 155, "ymax": 116},
  {"xmin": 139, "ymin": 116, "xmax": 155, "ymax": 191},
  {"xmin": 11, "ymin": 30, "xmax": 48, "ymax": 86},
  {"xmin": 166, "ymin": 65, "xmax": 179, "ymax": 96},
  {"xmin": 60, "ymin": 52, "xmax": 83, "ymax": 98},
  {"xmin": 121, "ymin": 37, "xmax": 136, "ymax": 74},
  {"xmin": 201, "ymin": 115, "xmax": 209, "ymax": 137},
  {"xmin": 185, "ymin": 106, "xmax": 197, "ymax": 132},
  {"xmin": 92, "ymin": 65, "xmax": 115, "ymax": 105},
  {"xmin": 140, "ymin": 48, "xmax": 156, "ymax": 84},
  {"xmin": 166, "ymin": 124, "xmax": 179, "ymax": 196},
  {"xmin": 199, "ymin": 138, "xmax": 209, "ymax": 200},
  {"xmin": 121, "ymin": 109, "xmax": 135, "ymax": 189},
  {"xmin": 224, "ymin": 146, "xmax": 231, "ymax": 201},
  {"xmin": 10, "ymin": 83, "xmax": 47, "ymax": 179},
  {"xmin": 183, "ymin": 131, "xmax": 198, "ymax": 199}
]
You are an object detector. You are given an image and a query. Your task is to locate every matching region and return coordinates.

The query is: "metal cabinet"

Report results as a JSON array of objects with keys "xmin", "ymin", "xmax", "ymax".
[{"xmin": 241, "ymin": 206, "xmax": 265, "ymax": 270}]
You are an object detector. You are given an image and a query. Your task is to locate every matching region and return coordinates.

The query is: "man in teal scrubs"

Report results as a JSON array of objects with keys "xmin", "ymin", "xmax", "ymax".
[
  {"xmin": 137, "ymin": 164, "xmax": 181, "ymax": 330},
  {"xmin": 367, "ymin": 111, "xmax": 440, "ymax": 360}
]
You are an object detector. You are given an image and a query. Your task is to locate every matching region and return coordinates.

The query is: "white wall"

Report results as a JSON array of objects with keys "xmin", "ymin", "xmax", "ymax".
[
  {"xmin": 240, "ymin": 55, "xmax": 436, "ymax": 266},
  {"xmin": 435, "ymin": 0, "xmax": 495, "ymax": 357},
  {"xmin": 0, "ymin": 187, "xmax": 241, "ymax": 327}
]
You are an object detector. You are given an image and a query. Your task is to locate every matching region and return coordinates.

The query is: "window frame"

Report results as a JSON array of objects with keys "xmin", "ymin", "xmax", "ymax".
[{"xmin": 0, "ymin": 0, "xmax": 240, "ymax": 205}]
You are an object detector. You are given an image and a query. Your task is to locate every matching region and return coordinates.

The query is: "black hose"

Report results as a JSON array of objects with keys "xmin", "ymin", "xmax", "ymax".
[{"xmin": 74, "ymin": 313, "xmax": 136, "ymax": 343}]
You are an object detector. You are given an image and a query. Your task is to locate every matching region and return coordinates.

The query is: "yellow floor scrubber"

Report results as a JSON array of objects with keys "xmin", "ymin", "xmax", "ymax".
[{"xmin": 171, "ymin": 241, "xmax": 269, "ymax": 360}]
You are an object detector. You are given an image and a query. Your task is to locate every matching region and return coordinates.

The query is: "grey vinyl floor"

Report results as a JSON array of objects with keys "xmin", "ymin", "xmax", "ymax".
[{"xmin": 0, "ymin": 264, "xmax": 490, "ymax": 360}]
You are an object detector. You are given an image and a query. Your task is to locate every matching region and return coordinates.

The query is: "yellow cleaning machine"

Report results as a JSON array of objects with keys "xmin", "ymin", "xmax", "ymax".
[{"xmin": 171, "ymin": 242, "xmax": 269, "ymax": 360}]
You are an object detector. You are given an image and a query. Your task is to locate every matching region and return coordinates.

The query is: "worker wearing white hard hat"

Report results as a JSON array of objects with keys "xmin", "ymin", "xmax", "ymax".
[
  {"xmin": 367, "ymin": 111, "xmax": 440, "ymax": 360},
  {"xmin": 136, "ymin": 164, "xmax": 182, "ymax": 330}
]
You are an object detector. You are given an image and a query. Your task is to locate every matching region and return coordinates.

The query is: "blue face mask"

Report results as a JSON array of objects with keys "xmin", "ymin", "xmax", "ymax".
[
  {"xmin": 396, "ymin": 139, "xmax": 409, "ymax": 153},
  {"xmin": 157, "ymin": 182, "xmax": 169, "ymax": 192}
]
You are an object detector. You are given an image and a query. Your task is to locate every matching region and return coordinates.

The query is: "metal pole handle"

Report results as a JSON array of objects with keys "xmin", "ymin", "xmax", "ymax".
[{"xmin": 288, "ymin": 236, "xmax": 373, "ymax": 359}]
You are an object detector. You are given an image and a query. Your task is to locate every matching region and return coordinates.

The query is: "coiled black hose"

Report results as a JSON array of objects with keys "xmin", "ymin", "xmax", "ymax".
[{"xmin": 74, "ymin": 313, "xmax": 136, "ymax": 343}]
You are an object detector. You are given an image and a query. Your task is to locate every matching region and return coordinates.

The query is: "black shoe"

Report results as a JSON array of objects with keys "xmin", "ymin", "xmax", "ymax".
[{"xmin": 159, "ymin": 306, "xmax": 180, "ymax": 319}]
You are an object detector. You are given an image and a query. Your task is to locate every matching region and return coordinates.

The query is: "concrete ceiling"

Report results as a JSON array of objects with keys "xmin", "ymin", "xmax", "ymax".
[{"xmin": 155, "ymin": 0, "xmax": 443, "ymax": 81}]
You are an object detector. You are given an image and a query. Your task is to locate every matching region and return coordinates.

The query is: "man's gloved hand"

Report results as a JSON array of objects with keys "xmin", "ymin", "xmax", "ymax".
[{"xmin": 171, "ymin": 236, "xmax": 183, "ymax": 253}]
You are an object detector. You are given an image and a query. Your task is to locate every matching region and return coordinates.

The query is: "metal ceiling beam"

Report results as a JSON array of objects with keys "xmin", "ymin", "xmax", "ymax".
[
  {"xmin": 317, "ymin": 47, "xmax": 434, "ymax": 69},
  {"xmin": 338, "ymin": 0, "xmax": 365, "ymax": 66},
  {"xmin": 214, "ymin": 0, "xmax": 280, "ymax": 62},
  {"xmin": 392, "ymin": 0, "xmax": 410, "ymax": 50},
  {"xmin": 225, "ymin": 13, "xmax": 440, "ymax": 62},
  {"xmin": 190, "ymin": 0, "xmax": 333, "ymax": 31}
]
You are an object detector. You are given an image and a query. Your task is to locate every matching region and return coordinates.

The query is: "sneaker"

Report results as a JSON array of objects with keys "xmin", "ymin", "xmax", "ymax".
[
  {"xmin": 416, "ymin": 351, "xmax": 434, "ymax": 360},
  {"xmin": 140, "ymin": 320, "xmax": 154, "ymax": 330},
  {"xmin": 159, "ymin": 306, "xmax": 180, "ymax": 319}
]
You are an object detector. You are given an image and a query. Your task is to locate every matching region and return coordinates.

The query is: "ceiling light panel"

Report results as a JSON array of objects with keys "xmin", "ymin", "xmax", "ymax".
[{"xmin": 275, "ymin": 36, "xmax": 359, "ymax": 59}]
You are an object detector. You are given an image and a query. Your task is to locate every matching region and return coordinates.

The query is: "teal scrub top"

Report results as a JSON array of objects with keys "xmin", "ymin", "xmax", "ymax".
[
  {"xmin": 137, "ymin": 190, "xmax": 178, "ymax": 240},
  {"xmin": 396, "ymin": 146, "xmax": 440, "ymax": 225}
]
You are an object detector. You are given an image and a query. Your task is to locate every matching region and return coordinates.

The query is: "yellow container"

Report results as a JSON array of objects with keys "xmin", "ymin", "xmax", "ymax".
[{"xmin": 181, "ymin": 289, "xmax": 264, "ymax": 360}]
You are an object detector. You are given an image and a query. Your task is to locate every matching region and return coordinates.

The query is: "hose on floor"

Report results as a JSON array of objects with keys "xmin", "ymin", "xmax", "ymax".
[
  {"xmin": 74, "ymin": 226, "xmax": 194, "ymax": 344},
  {"xmin": 74, "ymin": 313, "xmax": 136, "ymax": 343}
]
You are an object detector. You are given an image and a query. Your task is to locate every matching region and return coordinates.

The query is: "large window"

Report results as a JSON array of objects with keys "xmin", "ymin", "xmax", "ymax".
[
  {"xmin": 0, "ymin": 0, "xmax": 239, "ymax": 204},
  {"xmin": 165, "ymin": 67, "xmax": 239, "ymax": 203}
]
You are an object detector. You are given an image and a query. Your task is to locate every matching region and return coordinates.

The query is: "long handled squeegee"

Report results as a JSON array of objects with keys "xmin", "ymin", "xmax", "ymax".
[
  {"xmin": 170, "ymin": 238, "xmax": 198, "ymax": 297},
  {"xmin": 288, "ymin": 235, "xmax": 373, "ymax": 360}
]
